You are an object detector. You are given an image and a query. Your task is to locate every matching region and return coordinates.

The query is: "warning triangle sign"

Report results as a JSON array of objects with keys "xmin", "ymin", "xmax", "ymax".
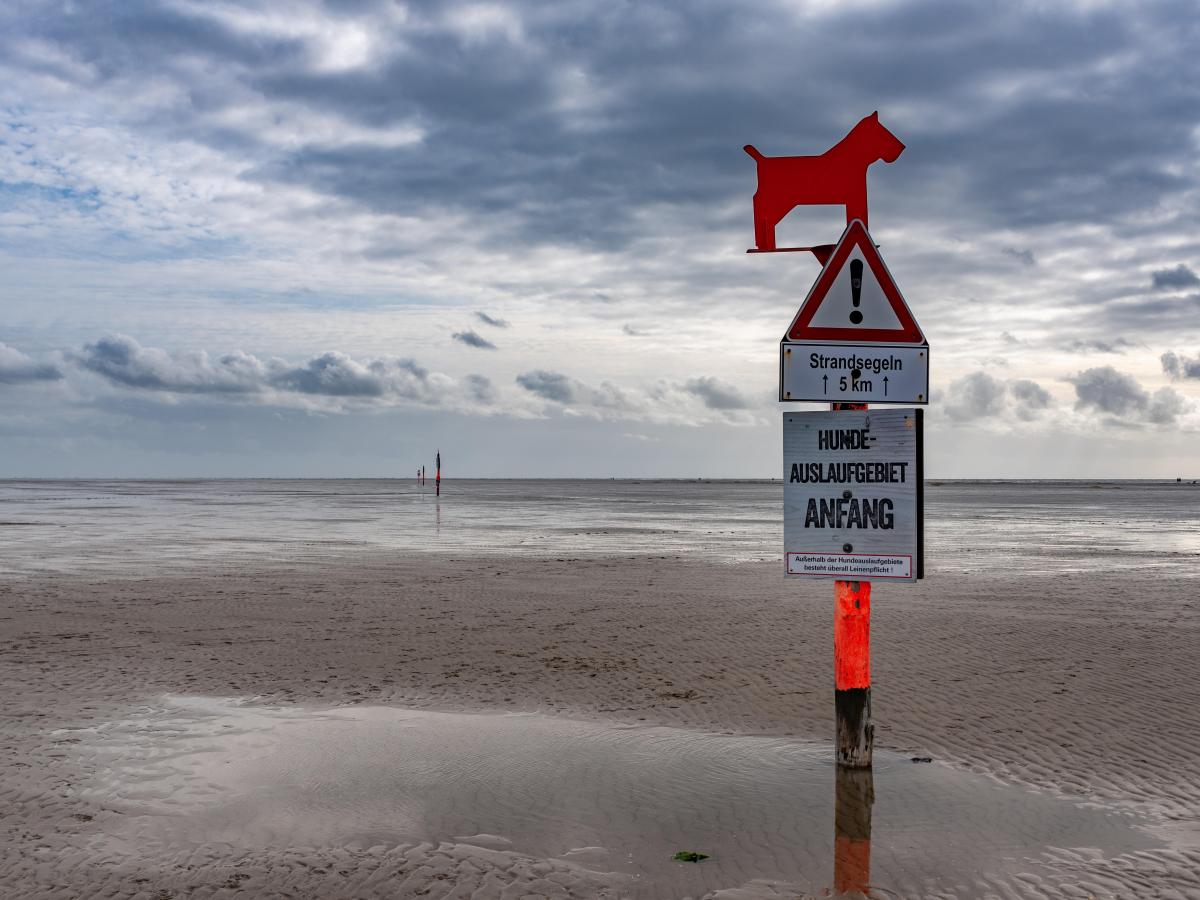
[{"xmin": 784, "ymin": 220, "xmax": 925, "ymax": 344}]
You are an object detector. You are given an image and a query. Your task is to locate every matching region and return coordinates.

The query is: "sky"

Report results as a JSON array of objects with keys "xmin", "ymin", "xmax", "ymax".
[{"xmin": 1, "ymin": 0, "xmax": 1198, "ymax": 478}]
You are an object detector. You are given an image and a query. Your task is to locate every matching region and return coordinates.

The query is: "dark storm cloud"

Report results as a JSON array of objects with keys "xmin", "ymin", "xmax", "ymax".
[
  {"xmin": 516, "ymin": 370, "xmax": 574, "ymax": 403},
  {"xmin": 4, "ymin": 1, "xmax": 306, "ymax": 83},
  {"xmin": 1151, "ymin": 264, "xmax": 1199, "ymax": 290},
  {"xmin": 0, "ymin": 343, "xmax": 63, "ymax": 384},
  {"xmin": 1161, "ymin": 351, "xmax": 1200, "ymax": 380},
  {"xmin": 451, "ymin": 329, "xmax": 497, "ymax": 350},
  {"xmin": 474, "ymin": 312, "xmax": 509, "ymax": 329},
  {"xmin": 12, "ymin": 0, "xmax": 1200, "ymax": 253},
  {"xmin": 1068, "ymin": 366, "xmax": 1189, "ymax": 426},
  {"xmin": 73, "ymin": 335, "xmax": 455, "ymax": 403},
  {"xmin": 682, "ymin": 376, "xmax": 747, "ymax": 410}
]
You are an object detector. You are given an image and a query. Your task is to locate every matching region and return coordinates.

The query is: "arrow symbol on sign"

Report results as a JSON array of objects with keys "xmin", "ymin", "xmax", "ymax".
[
  {"xmin": 822, "ymin": 374, "xmax": 828, "ymax": 395},
  {"xmin": 883, "ymin": 375, "xmax": 889, "ymax": 397}
]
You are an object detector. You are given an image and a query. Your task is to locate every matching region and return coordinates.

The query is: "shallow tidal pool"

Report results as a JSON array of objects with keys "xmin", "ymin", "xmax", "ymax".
[{"xmin": 69, "ymin": 696, "xmax": 1158, "ymax": 898}]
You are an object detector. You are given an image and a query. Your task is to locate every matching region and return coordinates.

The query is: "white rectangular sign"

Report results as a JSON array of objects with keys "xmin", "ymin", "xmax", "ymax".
[
  {"xmin": 785, "ymin": 552, "xmax": 912, "ymax": 579},
  {"xmin": 780, "ymin": 342, "xmax": 928, "ymax": 404},
  {"xmin": 783, "ymin": 408, "xmax": 923, "ymax": 582}
]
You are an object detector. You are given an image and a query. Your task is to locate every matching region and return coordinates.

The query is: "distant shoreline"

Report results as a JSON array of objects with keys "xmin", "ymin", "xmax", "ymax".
[{"xmin": 2, "ymin": 476, "xmax": 1197, "ymax": 483}]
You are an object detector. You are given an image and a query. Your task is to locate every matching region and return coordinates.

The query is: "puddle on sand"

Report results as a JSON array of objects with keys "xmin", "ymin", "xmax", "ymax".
[{"xmin": 73, "ymin": 697, "xmax": 1157, "ymax": 898}]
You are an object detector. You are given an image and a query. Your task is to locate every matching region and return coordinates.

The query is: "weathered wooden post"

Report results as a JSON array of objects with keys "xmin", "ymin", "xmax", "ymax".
[{"xmin": 834, "ymin": 577, "xmax": 872, "ymax": 767}]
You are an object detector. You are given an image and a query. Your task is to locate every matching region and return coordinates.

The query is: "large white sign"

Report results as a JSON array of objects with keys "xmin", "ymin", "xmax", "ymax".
[
  {"xmin": 783, "ymin": 408, "xmax": 924, "ymax": 582},
  {"xmin": 780, "ymin": 342, "xmax": 928, "ymax": 404}
]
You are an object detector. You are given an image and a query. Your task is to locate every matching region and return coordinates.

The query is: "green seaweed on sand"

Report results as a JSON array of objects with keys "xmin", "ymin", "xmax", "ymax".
[{"xmin": 673, "ymin": 851, "xmax": 710, "ymax": 862}]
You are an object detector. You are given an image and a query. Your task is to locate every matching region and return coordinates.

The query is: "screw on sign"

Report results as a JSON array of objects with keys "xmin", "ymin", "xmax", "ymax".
[{"xmin": 745, "ymin": 114, "xmax": 928, "ymax": 777}]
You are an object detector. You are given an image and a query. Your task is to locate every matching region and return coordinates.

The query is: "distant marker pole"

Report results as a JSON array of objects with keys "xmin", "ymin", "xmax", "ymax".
[
  {"xmin": 436, "ymin": 450, "xmax": 441, "ymax": 497},
  {"xmin": 833, "ymin": 401, "xmax": 872, "ymax": 768}
]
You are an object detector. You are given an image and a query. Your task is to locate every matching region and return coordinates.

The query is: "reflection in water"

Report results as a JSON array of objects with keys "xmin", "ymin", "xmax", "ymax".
[
  {"xmin": 68, "ymin": 698, "xmax": 1156, "ymax": 899},
  {"xmin": 834, "ymin": 767, "xmax": 873, "ymax": 896}
]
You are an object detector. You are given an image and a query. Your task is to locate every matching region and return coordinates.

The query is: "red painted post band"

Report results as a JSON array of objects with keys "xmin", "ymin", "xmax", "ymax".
[
  {"xmin": 834, "ymin": 580, "xmax": 871, "ymax": 691},
  {"xmin": 834, "ymin": 835, "xmax": 871, "ymax": 894}
]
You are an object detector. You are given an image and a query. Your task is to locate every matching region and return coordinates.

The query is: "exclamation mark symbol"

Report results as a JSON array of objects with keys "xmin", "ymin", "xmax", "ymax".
[{"xmin": 849, "ymin": 259, "xmax": 864, "ymax": 325}]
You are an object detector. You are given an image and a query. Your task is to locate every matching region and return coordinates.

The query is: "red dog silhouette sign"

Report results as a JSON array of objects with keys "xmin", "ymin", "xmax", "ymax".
[{"xmin": 745, "ymin": 112, "xmax": 904, "ymax": 253}]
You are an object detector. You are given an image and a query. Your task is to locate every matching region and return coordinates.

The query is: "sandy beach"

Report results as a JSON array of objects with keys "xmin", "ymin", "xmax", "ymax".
[{"xmin": 1, "ymin": 548, "xmax": 1198, "ymax": 898}]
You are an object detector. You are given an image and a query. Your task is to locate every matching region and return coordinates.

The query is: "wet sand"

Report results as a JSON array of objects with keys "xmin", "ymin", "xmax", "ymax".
[{"xmin": 1, "ymin": 554, "xmax": 1199, "ymax": 897}]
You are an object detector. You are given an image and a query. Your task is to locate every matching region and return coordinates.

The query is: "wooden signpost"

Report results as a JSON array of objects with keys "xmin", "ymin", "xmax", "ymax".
[{"xmin": 745, "ymin": 114, "xmax": 927, "ymax": 771}]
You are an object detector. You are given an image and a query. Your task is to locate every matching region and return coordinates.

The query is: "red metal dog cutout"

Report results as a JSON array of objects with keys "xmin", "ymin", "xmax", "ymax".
[{"xmin": 745, "ymin": 112, "xmax": 904, "ymax": 253}]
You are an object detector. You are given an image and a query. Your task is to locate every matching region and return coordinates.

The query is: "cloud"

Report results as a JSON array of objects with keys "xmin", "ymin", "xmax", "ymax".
[
  {"xmin": 0, "ymin": 343, "xmax": 63, "ymax": 385},
  {"xmin": 464, "ymin": 373, "xmax": 497, "ymax": 403},
  {"xmin": 452, "ymin": 329, "xmax": 497, "ymax": 350},
  {"xmin": 514, "ymin": 369, "xmax": 636, "ymax": 411},
  {"xmin": 1009, "ymin": 379, "xmax": 1053, "ymax": 420},
  {"xmin": 516, "ymin": 370, "xmax": 574, "ymax": 403},
  {"xmin": 63, "ymin": 335, "xmax": 760, "ymax": 426},
  {"xmin": 944, "ymin": 372, "xmax": 1008, "ymax": 422},
  {"xmin": 1069, "ymin": 366, "xmax": 1146, "ymax": 416},
  {"xmin": 1092, "ymin": 293, "xmax": 1200, "ymax": 332},
  {"xmin": 1147, "ymin": 387, "xmax": 1189, "ymax": 425},
  {"xmin": 474, "ymin": 312, "xmax": 510, "ymax": 328},
  {"xmin": 1151, "ymin": 264, "xmax": 1200, "ymax": 290},
  {"xmin": 271, "ymin": 352, "xmax": 430, "ymax": 398},
  {"xmin": 1063, "ymin": 338, "xmax": 1136, "ymax": 354},
  {"xmin": 1068, "ymin": 366, "xmax": 1189, "ymax": 426},
  {"xmin": 682, "ymin": 376, "xmax": 748, "ymax": 410},
  {"xmin": 943, "ymin": 371, "xmax": 1056, "ymax": 422},
  {"xmin": 513, "ymin": 368, "xmax": 756, "ymax": 424},
  {"xmin": 5, "ymin": 2, "xmax": 1200, "ymax": 474},
  {"xmin": 16, "ymin": 0, "xmax": 1200, "ymax": 260},
  {"xmin": 73, "ymin": 334, "xmax": 464, "ymax": 407},
  {"xmin": 1161, "ymin": 351, "xmax": 1200, "ymax": 380},
  {"xmin": 75, "ymin": 334, "xmax": 265, "ymax": 393}
]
